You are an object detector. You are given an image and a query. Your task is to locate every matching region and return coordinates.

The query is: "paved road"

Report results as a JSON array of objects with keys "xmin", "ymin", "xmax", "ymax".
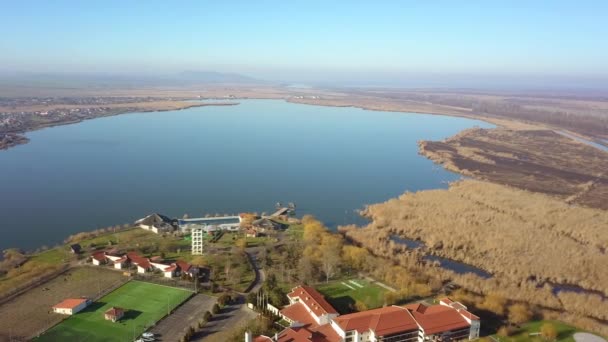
[
  {"xmin": 574, "ymin": 333, "xmax": 607, "ymax": 342},
  {"xmin": 149, "ymin": 294, "xmax": 216, "ymax": 341},
  {"xmin": 191, "ymin": 301, "xmax": 257, "ymax": 342},
  {"xmin": 244, "ymin": 251, "xmax": 266, "ymax": 294}
]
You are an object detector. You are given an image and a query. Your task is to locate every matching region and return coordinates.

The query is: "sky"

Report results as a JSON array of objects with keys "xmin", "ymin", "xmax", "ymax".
[{"xmin": 1, "ymin": 1, "xmax": 607, "ymax": 86}]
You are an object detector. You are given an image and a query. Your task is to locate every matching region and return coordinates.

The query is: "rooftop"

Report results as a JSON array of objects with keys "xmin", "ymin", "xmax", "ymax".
[
  {"xmin": 287, "ymin": 286, "xmax": 338, "ymax": 317},
  {"xmin": 105, "ymin": 306, "xmax": 124, "ymax": 316},
  {"xmin": 53, "ymin": 298, "xmax": 88, "ymax": 310},
  {"xmin": 405, "ymin": 303, "xmax": 471, "ymax": 335},
  {"xmin": 333, "ymin": 305, "xmax": 419, "ymax": 336}
]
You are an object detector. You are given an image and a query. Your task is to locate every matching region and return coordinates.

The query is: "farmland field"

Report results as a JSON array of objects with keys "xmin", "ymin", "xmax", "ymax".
[
  {"xmin": 0, "ymin": 267, "xmax": 126, "ymax": 341},
  {"xmin": 316, "ymin": 278, "xmax": 387, "ymax": 314},
  {"xmin": 36, "ymin": 281, "xmax": 192, "ymax": 342}
]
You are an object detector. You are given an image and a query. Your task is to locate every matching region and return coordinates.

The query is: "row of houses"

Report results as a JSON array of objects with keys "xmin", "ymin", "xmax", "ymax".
[
  {"xmin": 249, "ymin": 286, "xmax": 480, "ymax": 342},
  {"xmin": 91, "ymin": 250, "xmax": 197, "ymax": 279}
]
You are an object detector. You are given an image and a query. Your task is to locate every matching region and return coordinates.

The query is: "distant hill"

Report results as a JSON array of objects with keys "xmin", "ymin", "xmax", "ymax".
[
  {"xmin": 0, "ymin": 71, "xmax": 268, "ymax": 89},
  {"xmin": 176, "ymin": 71, "xmax": 264, "ymax": 84}
]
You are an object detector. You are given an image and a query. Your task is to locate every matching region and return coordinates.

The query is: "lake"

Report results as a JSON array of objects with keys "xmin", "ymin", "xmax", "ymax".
[{"xmin": 0, "ymin": 100, "xmax": 492, "ymax": 251}]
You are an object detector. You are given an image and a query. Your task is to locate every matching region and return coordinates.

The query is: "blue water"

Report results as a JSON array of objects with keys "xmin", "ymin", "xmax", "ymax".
[{"xmin": 0, "ymin": 100, "xmax": 492, "ymax": 251}]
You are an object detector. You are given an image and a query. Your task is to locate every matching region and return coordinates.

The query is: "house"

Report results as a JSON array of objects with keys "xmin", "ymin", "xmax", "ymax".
[
  {"xmin": 176, "ymin": 260, "xmax": 196, "ymax": 278},
  {"xmin": 254, "ymin": 286, "xmax": 480, "ymax": 342},
  {"xmin": 91, "ymin": 251, "xmax": 107, "ymax": 265},
  {"xmin": 104, "ymin": 307, "xmax": 125, "ymax": 322},
  {"xmin": 113, "ymin": 256, "xmax": 129, "ymax": 269},
  {"xmin": 252, "ymin": 218, "xmax": 286, "ymax": 233},
  {"xmin": 52, "ymin": 298, "xmax": 91, "ymax": 315},
  {"xmin": 70, "ymin": 244, "xmax": 82, "ymax": 254},
  {"xmin": 245, "ymin": 229, "xmax": 258, "ymax": 238},
  {"xmin": 127, "ymin": 252, "xmax": 153, "ymax": 274},
  {"xmin": 135, "ymin": 213, "xmax": 175, "ymax": 234}
]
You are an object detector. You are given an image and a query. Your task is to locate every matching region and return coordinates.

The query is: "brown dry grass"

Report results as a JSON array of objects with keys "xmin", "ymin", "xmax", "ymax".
[
  {"xmin": 344, "ymin": 180, "xmax": 608, "ymax": 318},
  {"xmin": 420, "ymin": 128, "xmax": 608, "ymax": 209}
]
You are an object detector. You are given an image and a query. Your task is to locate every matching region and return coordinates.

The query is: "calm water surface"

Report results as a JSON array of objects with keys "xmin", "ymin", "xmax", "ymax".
[{"xmin": 0, "ymin": 100, "xmax": 492, "ymax": 251}]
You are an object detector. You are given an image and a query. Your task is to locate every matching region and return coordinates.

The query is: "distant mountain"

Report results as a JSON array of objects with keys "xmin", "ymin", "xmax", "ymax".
[
  {"xmin": 0, "ymin": 71, "xmax": 268, "ymax": 88},
  {"xmin": 176, "ymin": 71, "xmax": 264, "ymax": 84}
]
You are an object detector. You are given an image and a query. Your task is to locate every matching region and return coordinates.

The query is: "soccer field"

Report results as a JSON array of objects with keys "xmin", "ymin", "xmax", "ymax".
[
  {"xmin": 316, "ymin": 278, "xmax": 387, "ymax": 314},
  {"xmin": 36, "ymin": 280, "xmax": 193, "ymax": 342}
]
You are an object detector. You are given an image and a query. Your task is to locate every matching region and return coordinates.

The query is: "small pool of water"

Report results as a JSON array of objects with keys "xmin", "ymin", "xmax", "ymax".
[
  {"xmin": 390, "ymin": 234, "xmax": 492, "ymax": 278},
  {"xmin": 389, "ymin": 235, "xmax": 425, "ymax": 249},
  {"xmin": 557, "ymin": 131, "xmax": 608, "ymax": 153}
]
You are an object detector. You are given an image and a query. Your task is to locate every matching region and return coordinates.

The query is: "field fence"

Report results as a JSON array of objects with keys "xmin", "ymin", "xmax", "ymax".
[
  {"xmin": 27, "ymin": 269, "xmax": 129, "ymax": 341},
  {"xmin": 0, "ymin": 264, "xmax": 70, "ymax": 306},
  {"xmin": 132, "ymin": 273, "xmax": 199, "ymax": 292}
]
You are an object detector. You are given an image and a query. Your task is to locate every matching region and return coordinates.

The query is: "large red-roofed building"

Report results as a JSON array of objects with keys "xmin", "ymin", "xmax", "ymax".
[{"xmin": 254, "ymin": 286, "xmax": 480, "ymax": 342}]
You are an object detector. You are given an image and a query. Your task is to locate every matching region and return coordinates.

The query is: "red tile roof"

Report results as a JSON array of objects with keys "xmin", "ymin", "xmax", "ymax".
[
  {"xmin": 253, "ymin": 336, "xmax": 273, "ymax": 342},
  {"xmin": 92, "ymin": 251, "xmax": 106, "ymax": 262},
  {"xmin": 53, "ymin": 298, "xmax": 88, "ymax": 310},
  {"xmin": 333, "ymin": 306, "xmax": 418, "ymax": 337},
  {"xmin": 277, "ymin": 327, "xmax": 315, "ymax": 342},
  {"xmin": 287, "ymin": 286, "xmax": 338, "ymax": 317},
  {"xmin": 164, "ymin": 264, "xmax": 178, "ymax": 272},
  {"xmin": 280, "ymin": 302, "xmax": 318, "ymax": 327},
  {"xmin": 405, "ymin": 303, "xmax": 471, "ymax": 335},
  {"xmin": 312, "ymin": 323, "xmax": 341, "ymax": 342},
  {"xmin": 114, "ymin": 256, "xmax": 128, "ymax": 263},
  {"xmin": 127, "ymin": 251, "xmax": 151, "ymax": 269},
  {"xmin": 276, "ymin": 325, "xmax": 341, "ymax": 342},
  {"xmin": 105, "ymin": 306, "xmax": 124, "ymax": 317},
  {"xmin": 176, "ymin": 260, "xmax": 192, "ymax": 273}
]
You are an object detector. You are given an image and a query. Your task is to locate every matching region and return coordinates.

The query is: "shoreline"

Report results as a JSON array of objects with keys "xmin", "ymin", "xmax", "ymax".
[{"xmin": 0, "ymin": 101, "xmax": 238, "ymax": 151}]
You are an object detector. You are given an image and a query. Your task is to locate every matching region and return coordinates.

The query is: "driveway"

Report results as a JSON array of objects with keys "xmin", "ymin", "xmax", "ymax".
[
  {"xmin": 149, "ymin": 294, "xmax": 216, "ymax": 341},
  {"xmin": 191, "ymin": 301, "xmax": 257, "ymax": 342}
]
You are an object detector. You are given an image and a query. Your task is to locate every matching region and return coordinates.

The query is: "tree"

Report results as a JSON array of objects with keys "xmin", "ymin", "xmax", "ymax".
[
  {"xmin": 508, "ymin": 303, "xmax": 532, "ymax": 325},
  {"xmin": 212, "ymin": 303, "xmax": 220, "ymax": 314},
  {"xmin": 203, "ymin": 310, "xmax": 212, "ymax": 322},
  {"xmin": 480, "ymin": 293, "xmax": 507, "ymax": 316},
  {"xmin": 342, "ymin": 245, "xmax": 370, "ymax": 271},
  {"xmin": 191, "ymin": 256, "xmax": 207, "ymax": 266},
  {"xmin": 264, "ymin": 273, "xmax": 278, "ymax": 291},
  {"xmin": 497, "ymin": 325, "xmax": 515, "ymax": 337},
  {"xmin": 319, "ymin": 234, "xmax": 342, "ymax": 282},
  {"xmin": 354, "ymin": 300, "xmax": 368, "ymax": 312},
  {"xmin": 235, "ymin": 238, "xmax": 248, "ymax": 250},
  {"xmin": 297, "ymin": 256, "xmax": 316, "ymax": 284},
  {"xmin": 540, "ymin": 323, "xmax": 557, "ymax": 341},
  {"xmin": 246, "ymin": 292, "xmax": 257, "ymax": 305}
]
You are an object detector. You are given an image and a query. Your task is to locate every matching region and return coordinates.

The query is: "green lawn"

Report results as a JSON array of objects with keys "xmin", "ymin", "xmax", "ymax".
[
  {"xmin": 490, "ymin": 320, "xmax": 594, "ymax": 342},
  {"xmin": 37, "ymin": 281, "xmax": 192, "ymax": 342},
  {"xmin": 316, "ymin": 278, "xmax": 387, "ymax": 314}
]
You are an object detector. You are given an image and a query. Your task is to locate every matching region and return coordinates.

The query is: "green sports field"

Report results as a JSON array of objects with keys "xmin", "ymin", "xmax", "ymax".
[
  {"xmin": 316, "ymin": 278, "xmax": 387, "ymax": 314},
  {"xmin": 36, "ymin": 280, "xmax": 192, "ymax": 342}
]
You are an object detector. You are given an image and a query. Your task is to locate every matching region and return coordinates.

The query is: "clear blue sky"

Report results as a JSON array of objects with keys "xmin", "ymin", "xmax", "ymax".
[{"xmin": 1, "ymin": 1, "xmax": 607, "ymax": 83}]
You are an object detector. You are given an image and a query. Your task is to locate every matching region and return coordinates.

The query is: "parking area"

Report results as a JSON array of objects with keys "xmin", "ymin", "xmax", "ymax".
[{"xmin": 150, "ymin": 294, "xmax": 216, "ymax": 341}]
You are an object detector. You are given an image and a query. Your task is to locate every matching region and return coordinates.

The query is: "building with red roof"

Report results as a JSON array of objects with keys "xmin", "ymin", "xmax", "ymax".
[
  {"xmin": 283, "ymin": 286, "xmax": 339, "ymax": 326},
  {"xmin": 52, "ymin": 298, "xmax": 91, "ymax": 315},
  {"xmin": 331, "ymin": 306, "xmax": 419, "ymax": 342},
  {"xmin": 104, "ymin": 306, "xmax": 125, "ymax": 322},
  {"xmin": 254, "ymin": 285, "xmax": 480, "ymax": 342}
]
